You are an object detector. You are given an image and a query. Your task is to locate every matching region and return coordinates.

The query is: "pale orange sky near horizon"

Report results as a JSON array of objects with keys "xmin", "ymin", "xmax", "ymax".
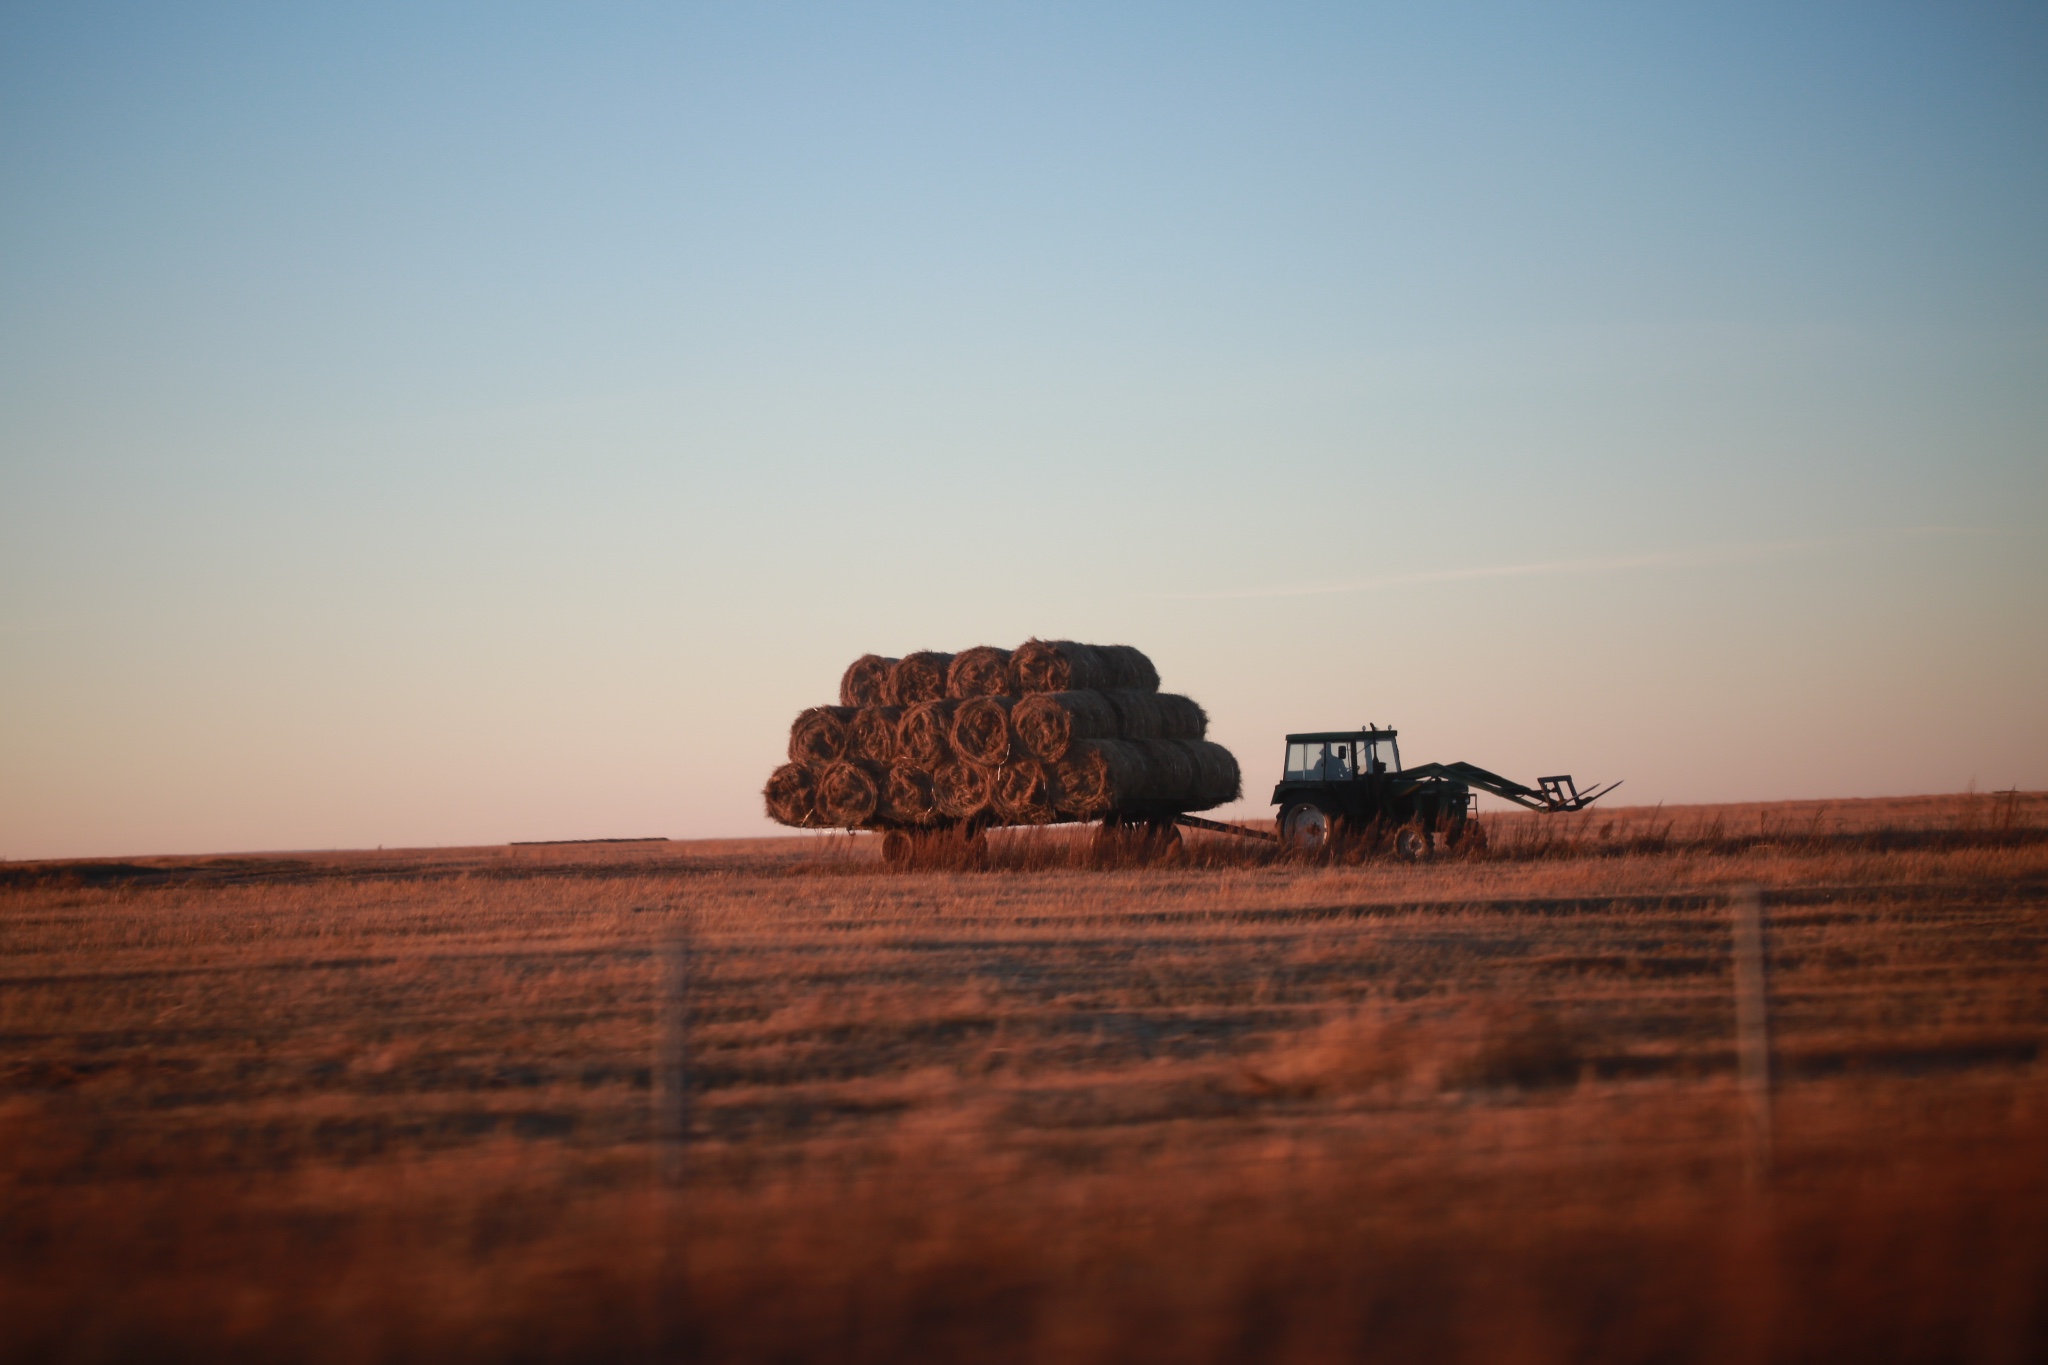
[{"xmin": 3, "ymin": 4, "xmax": 2045, "ymax": 859}]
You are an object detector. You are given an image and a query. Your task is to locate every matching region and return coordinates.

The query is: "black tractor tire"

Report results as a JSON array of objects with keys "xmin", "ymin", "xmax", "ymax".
[
  {"xmin": 1279, "ymin": 802, "xmax": 1337, "ymax": 854},
  {"xmin": 1393, "ymin": 821, "xmax": 1434, "ymax": 862}
]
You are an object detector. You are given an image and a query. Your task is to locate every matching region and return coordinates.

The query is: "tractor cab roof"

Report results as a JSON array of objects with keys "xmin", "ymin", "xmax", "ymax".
[{"xmin": 1284, "ymin": 728, "xmax": 1398, "ymax": 744}]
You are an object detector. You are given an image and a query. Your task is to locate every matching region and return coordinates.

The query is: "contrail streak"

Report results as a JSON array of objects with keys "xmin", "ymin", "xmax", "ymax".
[{"xmin": 1144, "ymin": 527, "xmax": 1987, "ymax": 602}]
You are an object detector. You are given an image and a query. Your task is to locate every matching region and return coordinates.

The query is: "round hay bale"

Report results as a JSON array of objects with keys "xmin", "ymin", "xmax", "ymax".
[
  {"xmin": 788, "ymin": 706, "xmax": 857, "ymax": 765},
  {"xmin": 993, "ymin": 759, "xmax": 1058, "ymax": 824},
  {"xmin": 1183, "ymin": 739, "xmax": 1243, "ymax": 806},
  {"xmin": 1051, "ymin": 740, "xmax": 1156, "ymax": 817},
  {"xmin": 1131, "ymin": 737, "xmax": 1197, "ymax": 796},
  {"xmin": 763, "ymin": 763, "xmax": 817, "ymax": 827},
  {"xmin": 1011, "ymin": 690, "xmax": 1122, "ymax": 763},
  {"xmin": 839, "ymin": 655, "xmax": 899, "ymax": 708},
  {"xmin": 1051, "ymin": 738, "xmax": 1240, "ymax": 815},
  {"xmin": 950, "ymin": 695, "xmax": 1016, "ymax": 766},
  {"xmin": 881, "ymin": 763, "xmax": 939, "ymax": 826},
  {"xmin": 946, "ymin": 646, "xmax": 1014, "ymax": 699},
  {"xmin": 1010, "ymin": 639, "xmax": 1094, "ymax": 694},
  {"xmin": 1104, "ymin": 690, "xmax": 1207, "ymax": 741},
  {"xmin": 849, "ymin": 706, "xmax": 903, "ymax": 764},
  {"xmin": 814, "ymin": 760, "xmax": 882, "ymax": 827},
  {"xmin": 887, "ymin": 651, "xmax": 955, "ymax": 705},
  {"xmin": 932, "ymin": 761, "xmax": 995, "ymax": 820},
  {"xmin": 897, "ymin": 700, "xmax": 958, "ymax": 768},
  {"xmin": 1011, "ymin": 640, "xmax": 1160, "ymax": 694},
  {"xmin": 1096, "ymin": 645, "xmax": 1161, "ymax": 691}
]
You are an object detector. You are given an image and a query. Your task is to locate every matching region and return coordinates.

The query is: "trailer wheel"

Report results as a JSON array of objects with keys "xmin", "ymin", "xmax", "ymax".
[
  {"xmin": 881, "ymin": 830, "xmax": 913, "ymax": 865},
  {"xmin": 1143, "ymin": 820, "xmax": 1184, "ymax": 864},
  {"xmin": 1280, "ymin": 803, "xmax": 1334, "ymax": 853},
  {"xmin": 1393, "ymin": 821, "xmax": 1433, "ymax": 862},
  {"xmin": 1093, "ymin": 818, "xmax": 1183, "ymax": 866}
]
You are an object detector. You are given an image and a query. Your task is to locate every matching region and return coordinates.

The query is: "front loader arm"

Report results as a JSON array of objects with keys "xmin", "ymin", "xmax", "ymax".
[{"xmin": 1397, "ymin": 761, "xmax": 1621, "ymax": 813}]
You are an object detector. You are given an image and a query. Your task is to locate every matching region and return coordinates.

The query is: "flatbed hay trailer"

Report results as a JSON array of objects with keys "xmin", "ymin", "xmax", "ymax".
[
  {"xmin": 876, "ymin": 807, "xmax": 1269, "ymax": 865},
  {"xmin": 1269, "ymin": 725, "xmax": 1618, "ymax": 858}
]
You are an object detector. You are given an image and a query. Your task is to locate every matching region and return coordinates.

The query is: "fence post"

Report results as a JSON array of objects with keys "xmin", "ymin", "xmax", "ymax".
[
  {"xmin": 647, "ymin": 923, "xmax": 690, "ymax": 1364},
  {"xmin": 1730, "ymin": 884, "xmax": 1771, "ymax": 1186},
  {"xmin": 655, "ymin": 928, "xmax": 691, "ymax": 1187},
  {"xmin": 1723, "ymin": 885, "xmax": 1778, "ymax": 1365}
]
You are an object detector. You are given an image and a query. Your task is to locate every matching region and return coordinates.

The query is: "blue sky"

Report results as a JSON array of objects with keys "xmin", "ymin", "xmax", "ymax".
[{"xmin": 3, "ymin": 2, "xmax": 2044, "ymax": 856}]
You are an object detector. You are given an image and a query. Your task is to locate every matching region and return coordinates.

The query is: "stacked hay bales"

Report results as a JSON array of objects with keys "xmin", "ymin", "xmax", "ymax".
[{"xmin": 764, "ymin": 640, "xmax": 1241, "ymax": 831}]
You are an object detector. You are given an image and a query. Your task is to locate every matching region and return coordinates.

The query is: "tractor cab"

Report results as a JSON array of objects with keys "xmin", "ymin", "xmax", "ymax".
[
  {"xmin": 1282, "ymin": 728, "xmax": 1400, "ymax": 783},
  {"xmin": 1271, "ymin": 725, "xmax": 1450, "ymax": 857}
]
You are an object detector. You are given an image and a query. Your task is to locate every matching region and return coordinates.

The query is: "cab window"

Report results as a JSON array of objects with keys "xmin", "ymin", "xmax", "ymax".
[
  {"xmin": 1327, "ymin": 742, "xmax": 1354, "ymax": 779},
  {"xmin": 1285, "ymin": 742, "xmax": 1325, "ymax": 779}
]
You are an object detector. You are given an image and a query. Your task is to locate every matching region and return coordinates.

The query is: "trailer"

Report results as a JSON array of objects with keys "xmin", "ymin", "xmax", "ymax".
[{"xmin": 877, "ymin": 806, "xmax": 1271, "ymax": 864}]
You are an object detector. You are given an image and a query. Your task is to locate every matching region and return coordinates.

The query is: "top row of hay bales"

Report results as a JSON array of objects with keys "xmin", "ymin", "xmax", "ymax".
[
  {"xmin": 789, "ymin": 688, "xmax": 1209, "ymax": 769},
  {"xmin": 840, "ymin": 641, "xmax": 1160, "ymax": 708}
]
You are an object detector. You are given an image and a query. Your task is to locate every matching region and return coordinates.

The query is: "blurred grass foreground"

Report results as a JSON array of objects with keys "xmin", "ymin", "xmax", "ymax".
[{"xmin": 3, "ymin": 793, "xmax": 2044, "ymax": 1363}]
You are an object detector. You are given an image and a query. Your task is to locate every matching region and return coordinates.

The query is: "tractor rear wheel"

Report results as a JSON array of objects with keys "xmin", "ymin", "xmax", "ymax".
[
  {"xmin": 1280, "ymin": 803, "xmax": 1335, "ymax": 853},
  {"xmin": 1393, "ymin": 821, "xmax": 1433, "ymax": 862}
]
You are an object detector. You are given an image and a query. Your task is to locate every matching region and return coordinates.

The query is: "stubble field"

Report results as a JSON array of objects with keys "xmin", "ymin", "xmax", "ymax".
[{"xmin": 3, "ymin": 792, "xmax": 2045, "ymax": 1364}]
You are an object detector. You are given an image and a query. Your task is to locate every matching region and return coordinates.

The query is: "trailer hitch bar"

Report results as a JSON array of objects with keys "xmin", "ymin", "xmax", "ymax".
[{"xmin": 1172, "ymin": 813, "xmax": 1280, "ymax": 842}]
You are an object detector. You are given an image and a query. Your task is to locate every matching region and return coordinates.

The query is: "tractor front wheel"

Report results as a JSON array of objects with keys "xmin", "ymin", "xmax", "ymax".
[
  {"xmin": 1393, "ymin": 821, "xmax": 1434, "ymax": 862},
  {"xmin": 1280, "ymin": 803, "xmax": 1335, "ymax": 854}
]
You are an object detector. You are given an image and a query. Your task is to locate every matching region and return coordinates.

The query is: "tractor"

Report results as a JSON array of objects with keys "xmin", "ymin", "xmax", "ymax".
[{"xmin": 1271, "ymin": 725, "xmax": 1617, "ymax": 858}]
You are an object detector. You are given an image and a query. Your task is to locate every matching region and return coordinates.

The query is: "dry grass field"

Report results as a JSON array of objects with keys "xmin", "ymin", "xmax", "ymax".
[{"xmin": 3, "ymin": 792, "xmax": 2045, "ymax": 1364}]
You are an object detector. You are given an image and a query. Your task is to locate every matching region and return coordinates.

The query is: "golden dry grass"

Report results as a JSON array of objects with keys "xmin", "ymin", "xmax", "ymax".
[{"xmin": 2, "ymin": 793, "xmax": 2044, "ymax": 1363}]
